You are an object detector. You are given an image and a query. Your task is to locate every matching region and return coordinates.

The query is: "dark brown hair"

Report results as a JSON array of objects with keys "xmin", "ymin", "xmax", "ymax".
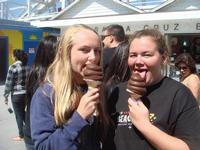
[
  {"xmin": 175, "ymin": 53, "xmax": 196, "ymax": 73},
  {"xmin": 103, "ymin": 24, "xmax": 125, "ymax": 42}
]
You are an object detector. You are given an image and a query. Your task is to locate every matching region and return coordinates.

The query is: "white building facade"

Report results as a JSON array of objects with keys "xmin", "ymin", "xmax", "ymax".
[{"xmin": 30, "ymin": 0, "xmax": 200, "ymax": 75}]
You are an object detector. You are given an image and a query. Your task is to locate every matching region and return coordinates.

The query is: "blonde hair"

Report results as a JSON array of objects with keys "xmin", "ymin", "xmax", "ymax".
[{"xmin": 45, "ymin": 24, "xmax": 108, "ymax": 129}]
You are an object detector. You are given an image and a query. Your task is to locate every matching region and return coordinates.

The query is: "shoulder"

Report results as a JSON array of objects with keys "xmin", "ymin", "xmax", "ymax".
[
  {"xmin": 155, "ymin": 77, "xmax": 199, "ymax": 114},
  {"xmin": 163, "ymin": 77, "xmax": 193, "ymax": 95},
  {"xmin": 8, "ymin": 63, "xmax": 17, "ymax": 71},
  {"xmin": 187, "ymin": 74, "xmax": 200, "ymax": 81},
  {"xmin": 32, "ymin": 83, "xmax": 54, "ymax": 103},
  {"xmin": 165, "ymin": 77, "xmax": 198, "ymax": 107},
  {"xmin": 150, "ymin": 77, "xmax": 195, "ymax": 103},
  {"xmin": 160, "ymin": 77, "xmax": 186, "ymax": 91},
  {"xmin": 182, "ymin": 74, "xmax": 200, "ymax": 86}
]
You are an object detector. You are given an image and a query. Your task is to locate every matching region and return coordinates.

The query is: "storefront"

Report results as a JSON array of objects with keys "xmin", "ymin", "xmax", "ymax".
[{"xmin": 31, "ymin": 9, "xmax": 200, "ymax": 77}]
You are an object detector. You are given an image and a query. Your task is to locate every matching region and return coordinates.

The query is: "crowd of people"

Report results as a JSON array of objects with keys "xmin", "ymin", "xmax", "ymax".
[{"xmin": 3, "ymin": 24, "xmax": 200, "ymax": 150}]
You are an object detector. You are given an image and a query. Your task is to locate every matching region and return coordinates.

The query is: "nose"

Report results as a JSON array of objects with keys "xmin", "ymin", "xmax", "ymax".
[
  {"xmin": 87, "ymin": 49, "xmax": 96, "ymax": 64},
  {"xmin": 135, "ymin": 55, "xmax": 144, "ymax": 64},
  {"xmin": 133, "ymin": 55, "xmax": 145, "ymax": 68}
]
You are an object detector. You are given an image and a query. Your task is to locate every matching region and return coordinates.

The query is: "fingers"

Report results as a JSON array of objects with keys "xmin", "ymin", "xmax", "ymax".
[
  {"xmin": 77, "ymin": 88, "xmax": 100, "ymax": 119},
  {"xmin": 86, "ymin": 88, "xmax": 99, "ymax": 96},
  {"xmin": 127, "ymin": 86, "xmax": 146, "ymax": 94},
  {"xmin": 4, "ymin": 99, "xmax": 8, "ymax": 105}
]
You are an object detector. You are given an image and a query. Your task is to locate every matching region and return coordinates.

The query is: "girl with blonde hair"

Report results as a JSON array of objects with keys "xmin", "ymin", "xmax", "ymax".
[{"xmin": 30, "ymin": 24, "xmax": 109, "ymax": 150}]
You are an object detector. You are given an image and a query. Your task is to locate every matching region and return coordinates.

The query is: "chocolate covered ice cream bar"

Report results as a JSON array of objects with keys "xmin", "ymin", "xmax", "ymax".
[{"xmin": 126, "ymin": 73, "xmax": 147, "ymax": 100}]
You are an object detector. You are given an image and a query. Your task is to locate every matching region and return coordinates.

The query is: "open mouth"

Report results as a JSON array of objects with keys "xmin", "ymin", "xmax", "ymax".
[{"xmin": 133, "ymin": 69, "xmax": 147, "ymax": 79}]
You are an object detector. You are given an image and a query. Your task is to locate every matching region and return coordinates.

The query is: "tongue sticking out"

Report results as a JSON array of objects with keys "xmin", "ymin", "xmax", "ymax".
[{"xmin": 134, "ymin": 71, "xmax": 146, "ymax": 80}]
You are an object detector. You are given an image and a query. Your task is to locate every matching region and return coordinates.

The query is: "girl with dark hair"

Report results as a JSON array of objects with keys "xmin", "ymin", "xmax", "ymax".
[
  {"xmin": 24, "ymin": 35, "xmax": 58, "ymax": 150},
  {"xmin": 175, "ymin": 53, "xmax": 200, "ymax": 103},
  {"xmin": 104, "ymin": 41, "xmax": 131, "ymax": 103},
  {"xmin": 4, "ymin": 49, "xmax": 29, "ymax": 141},
  {"xmin": 104, "ymin": 41, "xmax": 130, "ymax": 84}
]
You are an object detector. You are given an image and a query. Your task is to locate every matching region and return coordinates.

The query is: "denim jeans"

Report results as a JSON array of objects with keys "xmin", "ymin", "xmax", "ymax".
[
  {"xmin": 25, "ymin": 143, "xmax": 34, "ymax": 150},
  {"xmin": 11, "ymin": 94, "xmax": 26, "ymax": 138}
]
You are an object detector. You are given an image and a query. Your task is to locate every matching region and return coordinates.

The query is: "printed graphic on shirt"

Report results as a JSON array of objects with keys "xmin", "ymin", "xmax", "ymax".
[{"xmin": 117, "ymin": 111, "xmax": 157, "ymax": 128}]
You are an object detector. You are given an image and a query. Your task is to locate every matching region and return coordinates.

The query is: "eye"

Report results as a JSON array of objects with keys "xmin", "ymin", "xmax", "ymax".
[
  {"xmin": 129, "ymin": 52, "xmax": 137, "ymax": 58},
  {"xmin": 79, "ymin": 47, "xmax": 90, "ymax": 53},
  {"xmin": 142, "ymin": 52, "xmax": 152, "ymax": 57}
]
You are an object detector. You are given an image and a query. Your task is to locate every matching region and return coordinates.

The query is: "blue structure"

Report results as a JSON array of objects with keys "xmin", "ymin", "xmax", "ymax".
[{"xmin": 0, "ymin": 19, "xmax": 60, "ymax": 84}]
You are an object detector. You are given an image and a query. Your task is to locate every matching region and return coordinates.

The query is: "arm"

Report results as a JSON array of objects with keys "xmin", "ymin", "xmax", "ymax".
[
  {"xmin": 4, "ymin": 65, "xmax": 14, "ymax": 101},
  {"xmin": 128, "ymin": 98, "xmax": 190, "ymax": 150},
  {"xmin": 185, "ymin": 75, "xmax": 200, "ymax": 100},
  {"xmin": 31, "ymin": 86, "xmax": 100, "ymax": 150},
  {"xmin": 30, "ymin": 87, "xmax": 88, "ymax": 150}
]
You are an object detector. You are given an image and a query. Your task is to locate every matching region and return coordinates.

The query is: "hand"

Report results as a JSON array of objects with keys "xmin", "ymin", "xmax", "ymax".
[
  {"xmin": 77, "ymin": 88, "xmax": 99, "ymax": 119},
  {"xmin": 128, "ymin": 98, "xmax": 150, "ymax": 129},
  {"xmin": 4, "ymin": 98, "xmax": 8, "ymax": 105}
]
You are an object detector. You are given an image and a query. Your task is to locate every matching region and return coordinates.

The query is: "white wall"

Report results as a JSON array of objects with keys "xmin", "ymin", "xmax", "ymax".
[{"xmin": 159, "ymin": 0, "xmax": 200, "ymax": 12}]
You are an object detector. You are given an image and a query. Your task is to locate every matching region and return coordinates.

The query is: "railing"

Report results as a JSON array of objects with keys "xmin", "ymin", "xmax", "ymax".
[{"xmin": 120, "ymin": 0, "xmax": 168, "ymax": 10}]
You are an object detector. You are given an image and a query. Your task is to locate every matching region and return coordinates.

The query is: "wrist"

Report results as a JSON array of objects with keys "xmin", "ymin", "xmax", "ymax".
[
  {"xmin": 76, "ymin": 109, "xmax": 87, "ymax": 119},
  {"xmin": 135, "ymin": 120, "xmax": 152, "ymax": 132}
]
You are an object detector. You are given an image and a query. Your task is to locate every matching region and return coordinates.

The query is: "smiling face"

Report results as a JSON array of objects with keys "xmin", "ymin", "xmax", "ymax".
[
  {"xmin": 128, "ymin": 36, "xmax": 167, "ymax": 86},
  {"xmin": 70, "ymin": 29, "xmax": 101, "ymax": 84}
]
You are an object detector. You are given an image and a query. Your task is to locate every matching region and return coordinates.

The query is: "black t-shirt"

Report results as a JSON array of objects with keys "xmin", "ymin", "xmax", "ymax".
[{"xmin": 105, "ymin": 77, "xmax": 200, "ymax": 150}]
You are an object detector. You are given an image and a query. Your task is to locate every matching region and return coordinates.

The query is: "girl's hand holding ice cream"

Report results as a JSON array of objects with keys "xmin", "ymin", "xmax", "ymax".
[
  {"xmin": 77, "ymin": 88, "xmax": 100, "ymax": 119},
  {"xmin": 127, "ymin": 73, "xmax": 150, "ymax": 127},
  {"xmin": 83, "ymin": 64, "xmax": 103, "ymax": 117}
]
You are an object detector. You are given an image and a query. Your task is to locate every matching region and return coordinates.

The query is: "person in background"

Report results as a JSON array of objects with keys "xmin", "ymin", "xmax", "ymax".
[
  {"xmin": 24, "ymin": 35, "xmax": 58, "ymax": 150},
  {"xmin": 4, "ymin": 49, "xmax": 28, "ymax": 141},
  {"xmin": 103, "ymin": 41, "xmax": 131, "ymax": 103},
  {"xmin": 105, "ymin": 29, "xmax": 200, "ymax": 150},
  {"xmin": 102, "ymin": 24, "xmax": 125, "ymax": 72},
  {"xmin": 175, "ymin": 53, "xmax": 200, "ymax": 104},
  {"xmin": 30, "ymin": 24, "xmax": 109, "ymax": 150},
  {"xmin": 190, "ymin": 37, "xmax": 200, "ymax": 63}
]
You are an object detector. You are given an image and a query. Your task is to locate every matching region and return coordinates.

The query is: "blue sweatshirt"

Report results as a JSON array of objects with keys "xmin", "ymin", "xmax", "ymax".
[{"xmin": 30, "ymin": 83, "xmax": 101, "ymax": 150}]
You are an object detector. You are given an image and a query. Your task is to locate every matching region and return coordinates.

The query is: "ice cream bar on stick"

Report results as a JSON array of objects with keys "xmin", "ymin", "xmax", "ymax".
[
  {"xmin": 126, "ymin": 73, "xmax": 147, "ymax": 100},
  {"xmin": 84, "ymin": 79, "xmax": 102, "ymax": 90},
  {"xmin": 83, "ymin": 64, "xmax": 103, "ymax": 116}
]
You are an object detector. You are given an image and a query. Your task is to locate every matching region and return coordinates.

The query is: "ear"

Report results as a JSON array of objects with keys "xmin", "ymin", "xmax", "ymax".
[
  {"xmin": 109, "ymin": 35, "xmax": 114, "ymax": 43},
  {"xmin": 162, "ymin": 51, "xmax": 168, "ymax": 65}
]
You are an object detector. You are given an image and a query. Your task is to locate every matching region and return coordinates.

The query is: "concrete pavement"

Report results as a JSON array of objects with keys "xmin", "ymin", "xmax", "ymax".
[{"xmin": 0, "ymin": 85, "xmax": 26, "ymax": 150}]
